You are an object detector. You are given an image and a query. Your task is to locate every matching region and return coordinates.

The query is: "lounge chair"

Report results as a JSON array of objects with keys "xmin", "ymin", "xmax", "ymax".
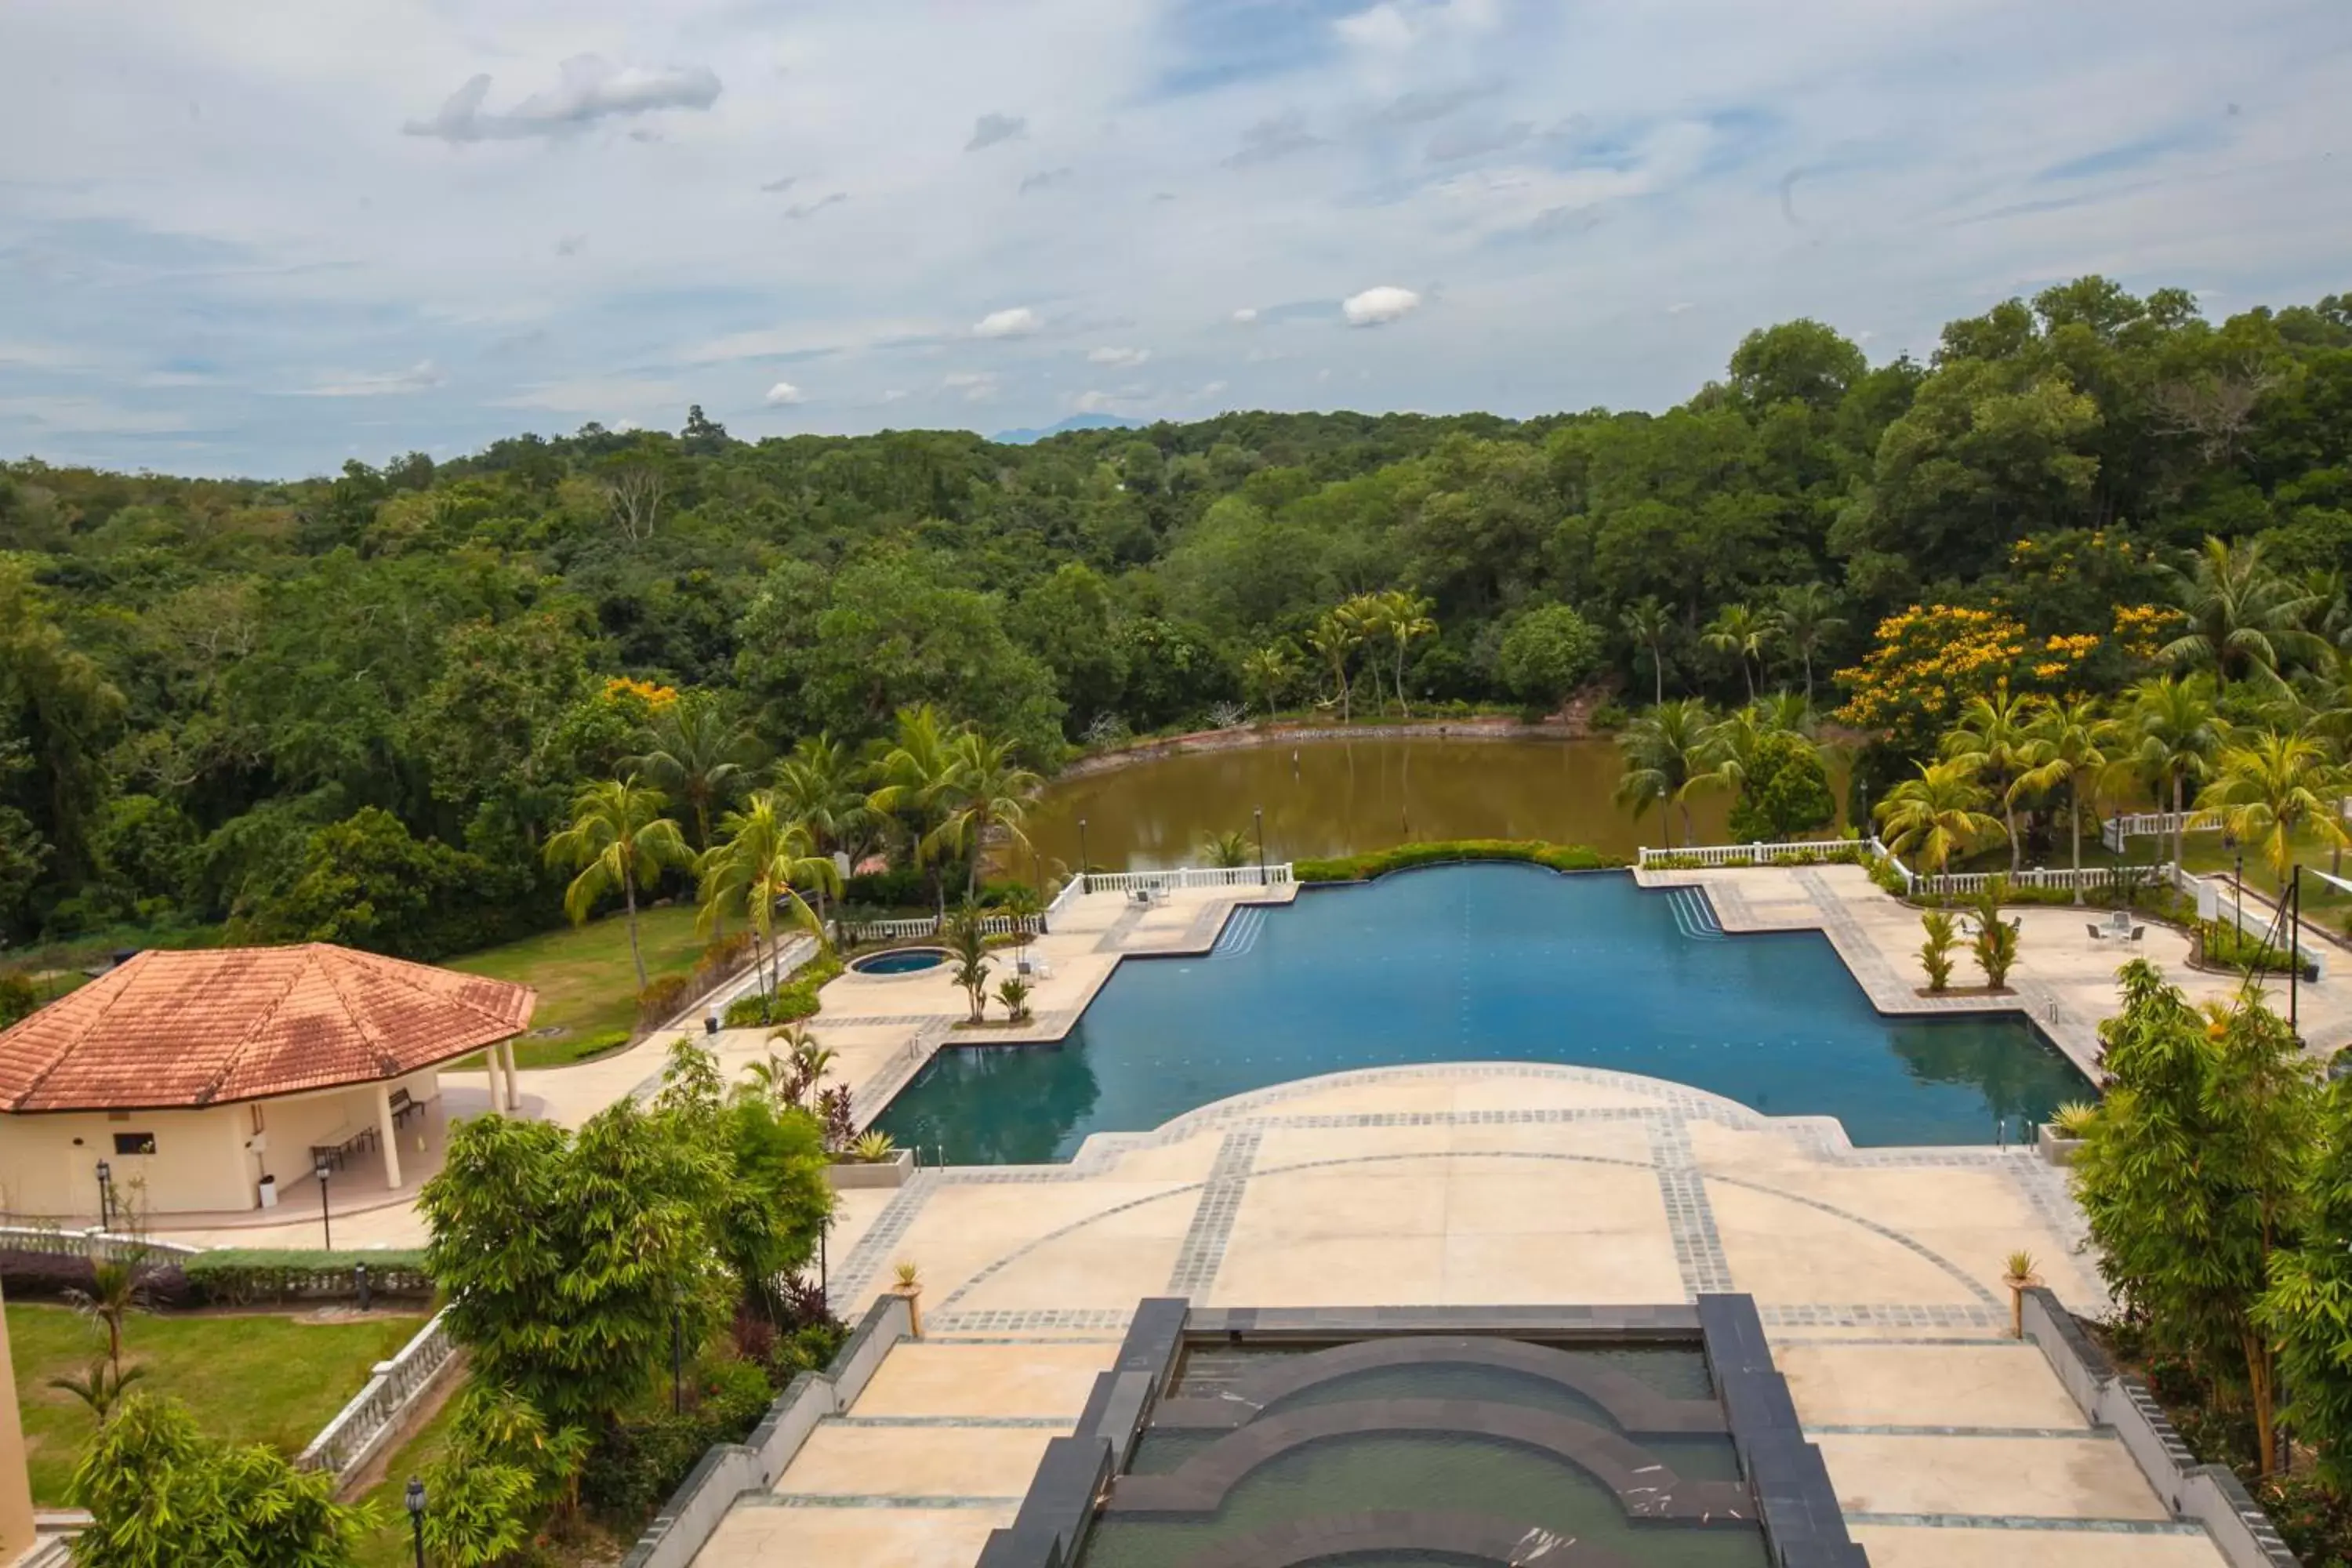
[
  {"xmin": 2086, "ymin": 924, "xmax": 2107, "ymax": 942},
  {"xmin": 2129, "ymin": 926, "xmax": 2146, "ymax": 942}
]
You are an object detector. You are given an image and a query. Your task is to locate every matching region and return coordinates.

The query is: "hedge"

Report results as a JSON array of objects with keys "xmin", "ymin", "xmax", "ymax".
[
  {"xmin": 182, "ymin": 1248, "xmax": 433, "ymax": 1306},
  {"xmin": 722, "ymin": 954, "xmax": 845, "ymax": 1029},
  {"xmin": 1296, "ymin": 840, "xmax": 1623, "ymax": 883}
]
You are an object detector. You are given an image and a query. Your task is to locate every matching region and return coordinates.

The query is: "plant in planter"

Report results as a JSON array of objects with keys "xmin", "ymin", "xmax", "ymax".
[
  {"xmin": 946, "ymin": 909, "xmax": 992, "ymax": 1023},
  {"xmin": 850, "ymin": 1130, "xmax": 897, "ymax": 1163},
  {"xmin": 1000, "ymin": 884, "xmax": 1044, "ymax": 960},
  {"xmin": 996, "ymin": 976, "xmax": 1033, "ymax": 1023},
  {"xmin": 891, "ymin": 1260, "xmax": 923, "ymax": 1336},
  {"xmin": 2049, "ymin": 1102, "xmax": 2098, "ymax": 1138},
  {"xmin": 1971, "ymin": 909, "xmax": 2020, "ymax": 990},
  {"xmin": 1918, "ymin": 910, "xmax": 1958, "ymax": 993},
  {"xmin": 2001, "ymin": 1249, "xmax": 2041, "ymax": 1338}
]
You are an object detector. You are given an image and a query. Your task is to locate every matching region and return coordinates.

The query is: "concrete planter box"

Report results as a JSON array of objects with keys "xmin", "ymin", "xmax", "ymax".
[
  {"xmin": 2039, "ymin": 1124, "xmax": 2084, "ymax": 1166},
  {"xmin": 826, "ymin": 1149, "xmax": 914, "ymax": 1189}
]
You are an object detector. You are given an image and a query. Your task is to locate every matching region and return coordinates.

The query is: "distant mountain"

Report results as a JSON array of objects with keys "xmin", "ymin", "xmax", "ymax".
[{"xmin": 988, "ymin": 412, "xmax": 1144, "ymax": 445}]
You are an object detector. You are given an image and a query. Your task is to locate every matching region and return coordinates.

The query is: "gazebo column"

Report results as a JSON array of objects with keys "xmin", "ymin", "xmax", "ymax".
[
  {"xmin": 375, "ymin": 1083, "xmax": 403, "ymax": 1189},
  {"xmin": 483, "ymin": 1046, "xmax": 507, "ymax": 1118},
  {"xmin": 499, "ymin": 1039, "xmax": 521, "ymax": 1112}
]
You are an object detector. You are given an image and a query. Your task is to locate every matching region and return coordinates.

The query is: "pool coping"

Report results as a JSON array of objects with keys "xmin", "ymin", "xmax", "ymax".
[
  {"xmin": 858, "ymin": 863, "xmax": 2096, "ymax": 1157},
  {"xmin": 972, "ymin": 1294, "xmax": 1866, "ymax": 1568}
]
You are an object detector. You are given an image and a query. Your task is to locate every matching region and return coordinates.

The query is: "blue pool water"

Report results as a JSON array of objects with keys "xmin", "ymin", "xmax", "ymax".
[
  {"xmin": 874, "ymin": 865, "xmax": 2092, "ymax": 1163},
  {"xmin": 851, "ymin": 947, "xmax": 949, "ymax": 975}
]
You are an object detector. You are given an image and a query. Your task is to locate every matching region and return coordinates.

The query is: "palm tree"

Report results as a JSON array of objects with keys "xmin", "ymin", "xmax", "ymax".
[
  {"xmin": 698, "ymin": 793, "xmax": 838, "ymax": 1006},
  {"xmin": 2160, "ymin": 535, "xmax": 2325, "ymax": 690},
  {"xmin": 867, "ymin": 706, "xmax": 971, "ymax": 916},
  {"xmin": 1703, "ymin": 604, "xmax": 1769, "ymax": 701},
  {"xmin": 1940, "ymin": 685, "xmax": 2044, "ymax": 873},
  {"xmin": 1200, "ymin": 829, "xmax": 1252, "ymax": 868},
  {"xmin": 1377, "ymin": 590, "xmax": 1437, "ymax": 718},
  {"xmin": 622, "ymin": 693, "xmax": 757, "ymax": 851},
  {"xmin": 944, "ymin": 905, "xmax": 993, "ymax": 1024},
  {"xmin": 2121, "ymin": 673, "xmax": 2225, "ymax": 876},
  {"xmin": 1305, "ymin": 612, "xmax": 1362, "ymax": 723},
  {"xmin": 926, "ymin": 731, "xmax": 1044, "ymax": 898},
  {"xmin": 2009, "ymin": 695, "xmax": 2118, "ymax": 903},
  {"xmin": 772, "ymin": 731, "xmax": 877, "ymax": 876},
  {"xmin": 1613, "ymin": 699, "xmax": 1724, "ymax": 847},
  {"xmin": 2198, "ymin": 728, "xmax": 2350, "ymax": 884},
  {"xmin": 544, "ymin": 777, "xmax": 694, "ymax": 991},
  {"xmin": 1875, "ymin": 760, "xmax": 2003, "ymax": 875},
  {"xmin": 1241, "ymin": 644, "xmax": 1296, "ymax": 723},
  {"xmin": 67, "ymin": 1253, "xmax": 150, "ymax": 1382},
  {"xmin": 49, "ymin": 1358, "xmax": 146, "ymax": 1423},
  {"xmin": 1621, "ymin": 599, "xmax": 1673, "ymax": 706},
  {"xmin": 1769, "ymin": 584, "xmax": 1846, "ymax": 703}
]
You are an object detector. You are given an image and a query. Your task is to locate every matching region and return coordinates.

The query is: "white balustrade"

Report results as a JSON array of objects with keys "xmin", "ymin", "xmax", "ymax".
[
  {"xmin": 1041, "ymin": 875, "xmax": 1086, "ymax": 931},
  {"xmin": 296, "ymin": 1309, "xmax": 460, "ymax": 1481},
  {"xmin": 1913, "ymin": 863, "xmax": 2174, "ymax": 896},
  {"xmin": 1080, "ymin": 865, "xmax": 1294, "ymax": 893},
  {"xmin": 2101, "ymin": 810, "xmax": 2224, "ymax": 851},
  {"xmin": 1635, "ymin": 840, "xmax": 1860, "ymax": 869},
  {"xmin": 0, "ymin": 1225, "xmax": 200, "ymax": 1261}
]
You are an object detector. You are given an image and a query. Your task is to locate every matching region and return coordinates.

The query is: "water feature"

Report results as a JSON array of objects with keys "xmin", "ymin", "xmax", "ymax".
[
  {"xmin": 1018, "ymin": 735, "xmax": 1849, "ymax": 874},
  {"xmin": 848, "ymin": 947, "xmax": 949, "ymax": 975},
  {"xmin": 874, "ymin": 863, "xmax": 2089, "ymax": 1163}
]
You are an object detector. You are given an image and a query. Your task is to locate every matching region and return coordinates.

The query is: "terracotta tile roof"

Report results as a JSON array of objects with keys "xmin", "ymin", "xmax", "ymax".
[{"xmin": 0, "ymin": 945, "xmax": 535, "ymax": 1112}]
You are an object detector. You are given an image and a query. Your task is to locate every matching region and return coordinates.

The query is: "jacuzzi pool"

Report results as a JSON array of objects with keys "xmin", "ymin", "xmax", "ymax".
[{"xmin": 850, "ymin": 947, "xmax": 950, "ymax": 976}]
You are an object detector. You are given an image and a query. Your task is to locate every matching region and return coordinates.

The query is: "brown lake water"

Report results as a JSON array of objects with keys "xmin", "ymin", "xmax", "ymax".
[{"xmin": 1018, "ymin": 736, "xmax": 1853, "ymax": 874}]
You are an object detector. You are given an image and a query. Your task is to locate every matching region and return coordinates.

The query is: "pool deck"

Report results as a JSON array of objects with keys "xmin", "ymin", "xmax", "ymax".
[{"xmin": 691, "ymin": 1061, "xmax": 2227, "ymax": 1568}]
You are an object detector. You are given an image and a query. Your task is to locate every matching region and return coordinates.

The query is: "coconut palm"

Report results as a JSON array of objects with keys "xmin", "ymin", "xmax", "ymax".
[
  {"xmin": 1621, "ymin": 598, "xmax": 1674, "ymax": 706},
  {"xmin": 2160, "ymin": 535, "xmax": 2325, "ymax": 690},
  {"xmin": 698, "ymin": 793, "xmax": 838, "ymax": 1005},
  {"xmin": 1377, "ymin": 590, "xmax": 1437, "ymax": 718},
  {"xmin": 926, "ymin": 731, "xmax": 1044, "ymax": 898},
  {"xmin": 1200, "ymin": 829, "xmax": 1252, "ymax": 868},
  {"xmin": 1240, "ymin": 644, "xmax": 1296, "ymax": 723},
  {"xmin": 771, "ymin": 731, "xmax": 877, "ymax": 877},
  {"xmin": 2198, "ymin": 728, "xmax": 2351, "ymax": 883},
  {"xmin": 1769, "ymin": 583, "xmax": 1846, "ymax": 703},
  {"xmin": 1305, "ymin": 612, "xmax": 1362, "ymax": 723},
  {"xmin": 866, "ymin": 705, "xmax": 971, "ymax": 916},
  {"xmin": 622, "ymin": 692, "xmax": 757, "ymax": 851},
  {"xmin": 545, "ymin": 777, "xmax": 695, "ymax": 990},
  {"xmin": 2121, "ymin": 673, "xmax": 2225, "ymax": 877},
  {"xmin": 1940, "ymin": 684, "xmax": 2044, "ymax": 873},
  {"xmin": 2009, "ymin": 695, "xmax": 2119, "ymax": 903},
  {"xmin": 1875, "ymin": 759, "xmax": 2004, "ymax": 875},
  {"xmin": 1702, "ymin": 604, "xmax": 1769, "ymax": 701},
  {"xmin": 944, "ymin": 905, "xmax": 993, "ymax": 1024},
  {"xmin": 1613, "ymin": 699, "xmax": 1724, "ymax": 847},
  {"xmin": 67, "ymin": 1252, "xmax": 151, "ymax": 1382}
]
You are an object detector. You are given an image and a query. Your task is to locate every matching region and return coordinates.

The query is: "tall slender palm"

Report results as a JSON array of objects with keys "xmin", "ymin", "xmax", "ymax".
[
  {"xmin": 771, "ymin": 731, "xmax": 877, "ymax": 882},
  {"xmin": 1241, "ymin": 644, "xmax": 1297, "ymax": 722},
  {"xmin": 1621, "ymin": 599, "xmax": 1673, "ymax": 706},
  {"xmin": 1702, "ymin": 604, "xmax": 1769, "ymax": 702},
  {"xmin": 1613, "ymin": 699, "xmax": 1724, "ymax": 847},
  {"xmin": 1939, "ymin": 685, "xmax": 2043, "ymax": 873},
  {"xmin": 622, "ymin": 692, "xmax": 757, "ymax": 851},
  {"xmin": 2198, "ymin": 728, "xmax": 2350, "ymax": 884},
  {"xmin": 1338, "ymin": 596, "xmax": 1387, "ymax": 713},
  {"xmin": 1875, "ymin": 759, "xmax": 2003, "ymax": 875},
  {"xmin": 2009, "ymin": 695, "xmax": 2118, "ymax": 904},
  {"xmin": 1377, "ymin": 590, "xmax": 1438, "ymax": 719},
  {"xmin": 699, "ymin": 793, "xmax": 838, "ymax": 1002},
  {"xmin": 925, "ymin": 731, "xmax": 1044, "ymax": 898},
  {"xmin": 866, "ymin": 705, "xmax": 973, "ymax": 917},
  {"xmin": 2160, "ymin": 535, "xmax": 2325, "ymax": 690},
  {"xmin": 1769, "ymin": 583, "xmax": 1846, "ymax": 703},
  {"xmin": 1305, "ymin": 612, "xmax": 1361, "ymax": 723},
  {"xmin": 2121, "ymin": 673, "xmax": 2225, "ymax": 876},
  {"xmin": 544, "ymin": 777, "xmax": 694, "ymax": 989}
]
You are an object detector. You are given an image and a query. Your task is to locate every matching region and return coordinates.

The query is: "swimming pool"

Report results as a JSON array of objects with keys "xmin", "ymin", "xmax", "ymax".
[
  {"xmin": 849, "ymin": 947, "xmax": 950, "ymax": 975},
  {"xmin": 874, "ymin": 864, "xmax": 2093, "ymax": 1163}
]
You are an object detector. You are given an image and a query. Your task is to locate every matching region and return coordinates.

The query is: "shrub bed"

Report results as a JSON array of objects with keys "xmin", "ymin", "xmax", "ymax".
[
  {"xmin": 721, "ymin": 954, "xmax": 846, "ymax": 1028},
  {"xmin": 1297, "ymin": 840, "xmax": 1621, "ymax": 883},
  {"xmin": 183, "ymin": 1248, "xmax": 433, "ymax": 1306}
]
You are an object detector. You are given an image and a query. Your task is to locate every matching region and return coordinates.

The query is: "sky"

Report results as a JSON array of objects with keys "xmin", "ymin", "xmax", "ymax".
[{"xmin": 1, "ymin": 0, "xmax": 2348, "ymax": 477}]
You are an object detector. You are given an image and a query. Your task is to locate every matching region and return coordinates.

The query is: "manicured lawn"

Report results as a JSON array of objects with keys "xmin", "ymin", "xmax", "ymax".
[
  {"xmin": 8, "ymin": 1302, "xmax": 426, "ymax": 1505},
  {"xmin": 350, "ymin": 1385, "xmax": 463, "ymax": 1567},
  {"xmin": 445, "ymin": 904, "xmax": 710, "ymax": 1068}
]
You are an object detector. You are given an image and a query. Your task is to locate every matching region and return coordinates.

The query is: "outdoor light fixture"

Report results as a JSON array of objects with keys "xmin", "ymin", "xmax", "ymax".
[
  {"xmin": 1254, "ymin": 807, "xmax": 1266, "ymax": 882},
  {"xmin": 315, "ymin": 1157, "xmax": 335, "ymax": 1251},
  {"xmin": 405, "ymin": 1476, "xmax": 426, "ymax": 1567},
  {"xmin": 94, "ymin": 1159, "xmax": 112, "ymax": 1229},
  {"xmin": 1078, "ymin": 816, "xmax": 1091, "ymax": 883}
]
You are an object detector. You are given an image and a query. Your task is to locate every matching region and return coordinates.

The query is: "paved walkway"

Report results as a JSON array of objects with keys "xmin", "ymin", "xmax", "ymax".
[{"xmin": 692, "ymin": 1062, "xmax": 2223, "ymax": 1568}]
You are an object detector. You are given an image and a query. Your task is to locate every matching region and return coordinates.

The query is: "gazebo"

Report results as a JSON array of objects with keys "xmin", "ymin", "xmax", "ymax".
[{"xmin": 0, "ymin": 944, "xmax": 534, "ymax": 1218}]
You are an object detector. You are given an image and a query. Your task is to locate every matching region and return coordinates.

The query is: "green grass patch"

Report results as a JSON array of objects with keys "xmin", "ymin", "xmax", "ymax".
[
  {"xmin": 7, "ymin": 1302, "xmax": 425, "ymax": 1505},
  {"xmin": 1296, "ymin": 839, "xmax": 1624, "ymax": 883},
  {"xmin": 445, "ymin": 904, "xmax": 710, "ymax": 1068},
  {"xmin": 349, "ymin": 1380, "xmax": 465, "ymax": 1568}
]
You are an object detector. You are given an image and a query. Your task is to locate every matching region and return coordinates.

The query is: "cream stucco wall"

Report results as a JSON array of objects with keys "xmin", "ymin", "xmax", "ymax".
[{"xmin": 0, "ymin": 1068, "xmax": 442, "ymax": 1218}]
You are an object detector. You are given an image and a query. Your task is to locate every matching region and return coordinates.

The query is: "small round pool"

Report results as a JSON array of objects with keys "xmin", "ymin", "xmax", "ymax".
[{"xmin": 851, "ymin": 947, "xmax": 950, "ymax": 976}]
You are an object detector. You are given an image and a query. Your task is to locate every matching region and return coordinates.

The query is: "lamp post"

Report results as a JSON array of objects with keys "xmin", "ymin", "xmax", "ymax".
[
  {"xmin": 405, "ymin": 1477, "xmax": 426, "ymax": 1568},
  {"xmin": 1076, "ymin": 817, "xmax": 1091, "ymax": 885},
  {"xmin": 314, "ymin": 1158, "xmax": 334, "ymax": 1251},
  {"xmin": 1254, "ymin": 807, "xmax": 1266, "ymax": 883},
  {"xmin": 94, "ymin": 1160, "xmax": 112, "ymax": 1230}
]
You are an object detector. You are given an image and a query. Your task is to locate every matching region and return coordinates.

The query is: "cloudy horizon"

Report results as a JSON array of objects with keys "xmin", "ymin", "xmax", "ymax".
[{"xmin": 2, "ymin": 0, "xmax": 2347, "ymax": 477}]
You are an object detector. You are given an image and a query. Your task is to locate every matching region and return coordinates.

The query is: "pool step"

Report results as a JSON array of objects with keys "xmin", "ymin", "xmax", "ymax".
[
  {"xmin": 1210, "ymin": 906, "xmax": 1267, "ymax": 960},
  {"xmin": 1668, "ymin": 887, "xmax": 1728, "ymax": 942}
]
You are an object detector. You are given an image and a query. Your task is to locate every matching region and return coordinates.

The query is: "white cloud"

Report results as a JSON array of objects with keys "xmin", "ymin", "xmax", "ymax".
[
  {"xmin": 1231, "ymin": 308, "xmax": 1260, "ymax": 325},
  {"xmin": 1088, "ymin": 346, "xmax": 1149, "ymax": 367},
  {"xmin": 1342, "ymin": 286, "xmax": 1423, "ymax": 327},
  {"xmin": 1665, "ymin": 301, "xmax": 1698, "ymax": 315},
  {"xmin": 301, "ymin": 361, "xmax": 444, "ymax": 397},
  {"xmin": 0, "ymin": 397, "xmax": 193, "ymax": 435},
  {"xmin": 942, "ymin": 371, "xmax": 1000, "ymax": 401},
  {"xmin": 492, "ymin": 376, "xmax": 682, "ymax": 415},
  {"xmin": 404, "ymin": 57, "xmax": 721, "ymax": 143},
  {"xmin": 764, "ymin": 381, "xmax": 804, "ymax": 405},
  {"xmin": 966, "ymin": 113, "xmax": 1027, "ymax": 151},
  {"xmin": 973, "ymin": 307, "xmax": 1043, "ymax": 339}
]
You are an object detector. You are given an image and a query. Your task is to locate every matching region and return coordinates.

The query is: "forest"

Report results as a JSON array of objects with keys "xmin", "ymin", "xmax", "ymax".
[{"xmin": 3, "ymin": 274, "xmax": 2350, "ymax": 960}]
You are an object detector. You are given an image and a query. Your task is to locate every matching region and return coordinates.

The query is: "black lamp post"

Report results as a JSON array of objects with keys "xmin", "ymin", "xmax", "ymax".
[
  {"xmin": 1077, "ymin": 817, "xmax": 1091, "ymax": 885},
  {"xmin": 315, "ymin": 1158, "xmax": 334, "ymax": 1251},
  {"xmin": 94, "ymin": 1160, "xmax": 112, "ymax": 1230},
  {"xmin": 1254, "ymin": 807, "xmax": 1266, "ymax": 882},
  {"xmin": 405, "ymin": 1476, "xmax": 426, "ymax": 1568}
]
